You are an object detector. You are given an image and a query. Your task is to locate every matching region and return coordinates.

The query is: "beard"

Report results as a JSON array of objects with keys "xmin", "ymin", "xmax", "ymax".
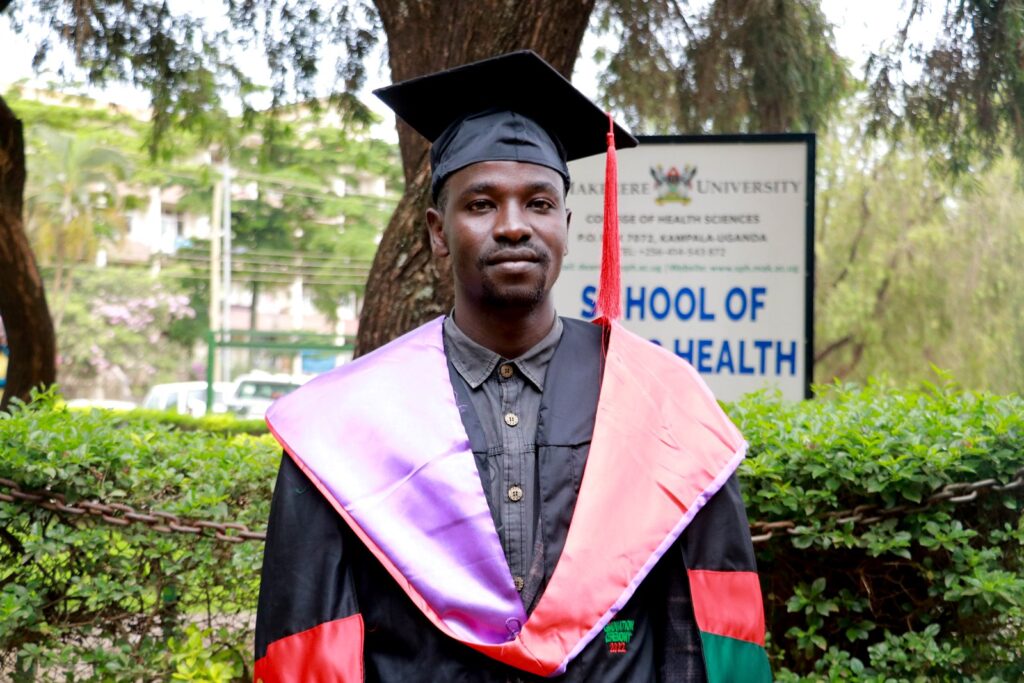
[{"xmin": 476, "ymin": 247, "xmax": 552, "ymax": 309}]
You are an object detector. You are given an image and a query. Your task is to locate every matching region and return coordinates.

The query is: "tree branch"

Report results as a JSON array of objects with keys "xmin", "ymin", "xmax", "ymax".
[
  {"xmin": 668, "ymin": 0, "xmax": 697, "ymax": 42},
  {"xmin": 815, "ymin": 334, "xmax": 854, "ymax": 365},
  {"xmin": 833, "ymin": 341, "xmax": 866, "ymax": 380},
  {"xmin": 831, "ymin": 173, "xmax": 875, "ymax": 290}
]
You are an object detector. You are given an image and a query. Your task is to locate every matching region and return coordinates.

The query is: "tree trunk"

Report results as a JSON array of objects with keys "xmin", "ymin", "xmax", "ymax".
[
  {"xmin": 0, "ymin": 94, "xmax": 56, "ymax": 409},
  {"xmin": 356, "ymin": 0, "xmax": 597, "ymax": 356}
]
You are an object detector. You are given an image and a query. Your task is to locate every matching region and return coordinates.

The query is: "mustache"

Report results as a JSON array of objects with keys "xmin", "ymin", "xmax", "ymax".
[{"xmin": 478, "ymin": 246, "xmax": 549, "ymax": 267}]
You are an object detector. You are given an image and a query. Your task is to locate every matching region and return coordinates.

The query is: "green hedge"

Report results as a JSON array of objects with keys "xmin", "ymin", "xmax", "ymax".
[
  {"xmin": 0, "ymin": 383, "xmax": 1021, "ymax": 681},
  {"xmin": 734, "ymin": 382, "xmax": 1024, "ymax": 681},
  {"xmin": 0, "ymin": 391, "xmax": 280, "ymax": 680},
  {"xmin": 65, "ymin": 405, "xmax": 269, "ymax": 436}
]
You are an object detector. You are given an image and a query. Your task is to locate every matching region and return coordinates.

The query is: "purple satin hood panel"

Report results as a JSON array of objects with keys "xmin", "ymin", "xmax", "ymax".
[{"xmin": 265, "ymin": 317, "xmax": 526, "ymax": 643}]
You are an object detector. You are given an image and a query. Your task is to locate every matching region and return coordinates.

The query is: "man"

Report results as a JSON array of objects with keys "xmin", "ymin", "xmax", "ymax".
[{"xmin": 255, "ymin": 51, "xmax": 770, "ymax": 682}]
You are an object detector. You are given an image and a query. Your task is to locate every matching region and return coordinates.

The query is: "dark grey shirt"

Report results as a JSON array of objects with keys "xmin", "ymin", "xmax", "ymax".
[{"xmin": 443, "ymin": 315, "xmax": 563, "ymax": 606}]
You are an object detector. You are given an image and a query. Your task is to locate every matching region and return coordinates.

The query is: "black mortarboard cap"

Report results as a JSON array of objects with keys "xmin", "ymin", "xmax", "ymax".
[{"xmin": 373, "ymin": 50, "xmax": 638, "ymax": 201}]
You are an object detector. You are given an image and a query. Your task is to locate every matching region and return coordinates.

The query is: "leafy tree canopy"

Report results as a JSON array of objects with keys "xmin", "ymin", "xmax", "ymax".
[
  {"xmin": 593, "ymin": 0, "xmax": 849, "ymax": 134},
  {"xmin": 42, "ymin": 265, "xmax": 199, "ymax": 398},
  {"xmin": 866, "ymin": 0, "xmax": 1024, "ymax": 177},
  {"xmin": 815, "ymin": 105, "xmax": 1024, "ymax": 391},
  {"xmin": 7, "ymin": 1, "xmax": 1021, "ymax": 175},
  {"xmin": 5, "ymin": 0, "xmax": 382, "ymax": 158}
]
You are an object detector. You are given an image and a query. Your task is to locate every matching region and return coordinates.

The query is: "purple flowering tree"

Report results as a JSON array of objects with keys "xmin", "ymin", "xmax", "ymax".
[{"xmin": 55, "ymin": 268, "xmax": 196, "ymax": 400}]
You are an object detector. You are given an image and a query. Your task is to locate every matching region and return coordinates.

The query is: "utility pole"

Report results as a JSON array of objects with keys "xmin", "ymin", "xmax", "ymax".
[
  {"xmin": 209, "ymin": 179, "xmax": 222, "ymax": 382},
  {"xmin": 221, "ymin": 159, "xmax": 232, "ymax": 380},
  {"xmin": 204, "ymin": 178, "xmax": 223, "ymax": 414},
  {"xmin": 290, "ymin": 228, "xmax": 304, "ymax": 376}
]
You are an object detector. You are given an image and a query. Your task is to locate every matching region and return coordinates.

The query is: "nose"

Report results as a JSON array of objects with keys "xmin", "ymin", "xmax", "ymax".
[{"xmin": 493, "ymin": 202, "xmax": 533, "ymax": 244}]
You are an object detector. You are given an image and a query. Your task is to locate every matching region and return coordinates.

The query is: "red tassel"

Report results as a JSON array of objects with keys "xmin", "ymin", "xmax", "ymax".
[{"xmin": 596, "ymin": 113, "xmax": 621, "ymax": 322}]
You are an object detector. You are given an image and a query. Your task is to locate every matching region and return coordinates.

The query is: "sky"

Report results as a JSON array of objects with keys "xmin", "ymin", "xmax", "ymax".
[{"xmin": 0, "ymin": 1, "xmax": 940, "ymax": 140}]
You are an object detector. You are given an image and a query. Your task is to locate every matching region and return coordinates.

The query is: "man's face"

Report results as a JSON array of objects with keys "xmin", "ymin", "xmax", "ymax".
[{"xmin": 426, "ymin": 160, "xmax": 570, "ymax": 314}]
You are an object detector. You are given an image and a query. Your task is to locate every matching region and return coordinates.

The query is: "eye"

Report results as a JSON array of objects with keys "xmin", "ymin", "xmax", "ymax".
[
  {"xmin": 528, "ymin": 198, "xmax": 556, "ymax": 211},
  {"xmin": 466, "ymin": 198, "xmax": 494, "ymax": 212}
]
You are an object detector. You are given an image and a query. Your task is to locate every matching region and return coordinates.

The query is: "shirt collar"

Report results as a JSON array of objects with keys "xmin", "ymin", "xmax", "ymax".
[{"xmin": 443, "ymin": 314, "xmax": 564, "ymax": 391}]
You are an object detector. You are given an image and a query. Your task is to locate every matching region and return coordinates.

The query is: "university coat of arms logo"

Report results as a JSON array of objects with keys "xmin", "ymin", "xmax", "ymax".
[{"xmin": 650, "ymin": 164, "xmax": 698, "ymax": 205}]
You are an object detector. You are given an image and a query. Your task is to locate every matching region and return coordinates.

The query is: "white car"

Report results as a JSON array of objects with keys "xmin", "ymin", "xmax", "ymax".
[
  {"xmin": 225, "ymin": 372, "xmax": 306, "ymax": 419},
  {"xmin": 141, "ymin": 381, "xmax": 233, "ymax": 417}
]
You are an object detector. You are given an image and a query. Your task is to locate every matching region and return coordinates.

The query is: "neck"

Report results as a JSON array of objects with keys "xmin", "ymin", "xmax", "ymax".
[{"xmin": 451, "ymin": 299, "xmax": 557, "ymax": 358}]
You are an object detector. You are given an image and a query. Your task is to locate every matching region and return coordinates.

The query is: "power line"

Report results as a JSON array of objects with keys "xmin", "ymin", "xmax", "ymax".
[
  {"xmin": 174, "ymin": 246, "xmax": 374, "ymax": 265},
  {"xmin": 161, "ymin": 171, "xmax": 400, "ymax": 207},
  {"xmin": 174, "ymin": 273, "xmax": 366, "ymax": 287},
  {"xmin": 38, "ymin": 258, "xmax": 370, "ymax": 288},
  {"xmin": 166, "ymin": 253, "xmax": 372, "ymax": 276}
]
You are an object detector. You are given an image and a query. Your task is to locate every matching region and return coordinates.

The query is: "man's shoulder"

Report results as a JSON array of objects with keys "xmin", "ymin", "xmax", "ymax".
[
  {"xmin": 560, "ymin": 316, "xmax": 601, "ymax": 334},
  {"xmin": 558, "ymin": 316, "xmax": 603, "ymax": 347}
]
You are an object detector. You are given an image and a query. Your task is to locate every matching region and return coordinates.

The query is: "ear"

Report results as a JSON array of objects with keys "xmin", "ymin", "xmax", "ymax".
[
  {"xmin": 564, "ymin": 208, "xmax": 572, "ymax": 255},
  {"xmin": 425, "ymin": 207, "xmax": 450, "ymax": 257}
]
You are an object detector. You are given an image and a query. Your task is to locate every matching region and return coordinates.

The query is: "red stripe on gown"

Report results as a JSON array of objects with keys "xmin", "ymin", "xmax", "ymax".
[
  {"xmin": 255, "ymin": 614, "xmax": 364, "ymax": 683},
  {"xmin": 687, "ymin": 570, "xmax": 766, "ymax": 646}
]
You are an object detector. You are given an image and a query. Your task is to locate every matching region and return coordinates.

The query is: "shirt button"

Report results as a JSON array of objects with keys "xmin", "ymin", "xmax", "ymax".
[
  {"xmin": 514, "ymin": 576, "xmax": 525, "ymax": 592},
  {"xmin": 504, "ymin": 412, "xmax": 519, "ymax": 427},
  {"xmin": 508, "ymin": 484, "xmax": 524, "ymax": 502},
  {"xmin": 499, "ymin": 363, "xmax": 514, "ymax": 379}
]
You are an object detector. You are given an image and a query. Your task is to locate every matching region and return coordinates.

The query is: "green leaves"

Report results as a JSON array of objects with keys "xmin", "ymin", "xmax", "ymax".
[
  {"xmin": 0, "ymin": 390, "xmax": 276, "ymax": 677},
  {"xmin": 866, "ymin": 0, "xmax": 1024, "ymax": 178},
  {"xmin": 815, "ymin": 129, "xmax": 1024, "ymax": 392},
  {"xmin": 734, "ymin": 383, "xmax": 1024, "ymax": 679},
  {"xmin": 167, "ymin": 625, "xmax": 243, "ymax": 682},
  {"xmin": 593, "ymin": 0, "xmax": 849, "ymax": 135}
]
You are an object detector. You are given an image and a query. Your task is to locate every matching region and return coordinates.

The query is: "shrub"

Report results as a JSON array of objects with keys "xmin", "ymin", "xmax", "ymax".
[
  {"xmin": 0, "ymin": 389, "xmax": 279, "ymax": 680},
  {"xmin": 0, "ymin": 382, "xmax": 1021, "ymax": 680},
  {"xmin": 734, "ymin": 381, "xmax": 1024, "ymax": 681},
  {"xmin": 83, "ymin": 407, "xmax": 269, "ymax": 436}
]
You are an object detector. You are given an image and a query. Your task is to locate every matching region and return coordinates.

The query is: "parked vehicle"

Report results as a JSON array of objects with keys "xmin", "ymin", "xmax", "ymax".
[
  {"xmin": 224, "ymin": 372, "xmax": 306, "ymax": 418},
  {"xmin": 141, "ymin": 381, "xmax": 232, "ymax": 417}
]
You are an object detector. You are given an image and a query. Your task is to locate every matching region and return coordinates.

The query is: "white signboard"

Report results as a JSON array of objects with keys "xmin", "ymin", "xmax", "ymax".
[{"xmin": 555, "ymin": 135, "xmax": 814, "ymax": 401}]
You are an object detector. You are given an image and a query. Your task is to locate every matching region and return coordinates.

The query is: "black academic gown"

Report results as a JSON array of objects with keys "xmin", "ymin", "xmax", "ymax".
[{"xmin": 255, "ymin": 319, "xmax": 757, "ymax": 681}]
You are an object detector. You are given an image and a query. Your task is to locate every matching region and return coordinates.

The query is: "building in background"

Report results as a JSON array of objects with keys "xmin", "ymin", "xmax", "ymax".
[{"xmin": 9, "ymin": 84, "xmax": 398, "ymax": 399}]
